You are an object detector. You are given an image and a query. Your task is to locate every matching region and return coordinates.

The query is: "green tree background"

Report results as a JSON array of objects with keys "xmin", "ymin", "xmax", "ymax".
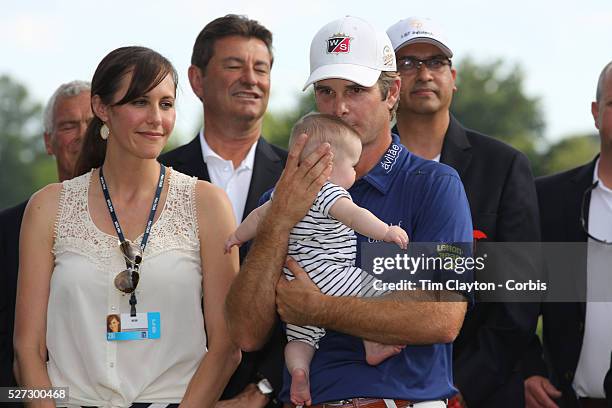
[
  {"xmin": 0, "ymin": 57, "xmax": 600, "ymax": 209},
  {"xmin": 451, "ymin": 57, "xmax": 546, "ymax": 173},
  {"xmin": 450, "ymin": 57, "xmax": 598, "ymax": 177},
  {"xmin": 0, "ymin": 75, "xmax": 49, "ymax": 209}
]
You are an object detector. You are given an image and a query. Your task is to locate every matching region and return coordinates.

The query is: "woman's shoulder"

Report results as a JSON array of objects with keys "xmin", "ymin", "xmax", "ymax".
[
  {"xmin": 194, "ymin": 179, "xmax": 230, "ymax": 209},
  {"xmin": 193, "ymin": 178, "xmax": 220, "ymax": 193},
  {"xmin": 192, "ymin": 180, "xmax": 234, "ymax": 229},
  {"xmin": 28, "ymin": 182, "xmax": 63, "ymax": 212},
  {"xmin": 22, "ymin": 182, "xmax": 64, "ymax": 232},
  {"xmin": 25, "ymin": 171, "xmax": 92, "ymax": 230}
]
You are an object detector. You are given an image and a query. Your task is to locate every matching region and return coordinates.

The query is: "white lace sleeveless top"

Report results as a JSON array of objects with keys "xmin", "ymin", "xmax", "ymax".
[{"xmin": 47, "ymin": 169, "xmax": 205, "ymax": 407}]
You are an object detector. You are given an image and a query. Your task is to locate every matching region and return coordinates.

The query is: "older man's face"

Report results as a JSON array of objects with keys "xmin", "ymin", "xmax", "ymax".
[
  {"xmin": 44, "ymin": 91, "xmax": 92, "ymax": 179},
  {"xmin": 395, "ymin": 42, "xmax": 456, "ymax": 116},
  {"xmin": 593, "ymin": 69, "xmax": 612, "ymax": 146}
]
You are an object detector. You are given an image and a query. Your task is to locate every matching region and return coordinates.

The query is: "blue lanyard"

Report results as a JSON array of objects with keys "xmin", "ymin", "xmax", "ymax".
[
  {"xmin": 99, "ymin": 163, "xmax": 166, "ymax": 315},
  {"xmin": 99, "ymin": 163, "xmax": 166, "ymax": 253}
]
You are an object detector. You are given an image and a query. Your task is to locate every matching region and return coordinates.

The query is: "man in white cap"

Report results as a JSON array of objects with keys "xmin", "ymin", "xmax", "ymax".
[
  {"xmin": 226, "ymin": 16, "xmax": 474, "ymax": 407},
  {"xmin": 387, "ymin": 17, "xmax": 540, "ymax": 408}
]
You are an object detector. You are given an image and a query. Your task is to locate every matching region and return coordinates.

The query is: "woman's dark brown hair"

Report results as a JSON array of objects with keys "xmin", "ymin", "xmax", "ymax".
[{"xmin": 74, "ymin": 46, "xmax": 178, "ymax": 176}]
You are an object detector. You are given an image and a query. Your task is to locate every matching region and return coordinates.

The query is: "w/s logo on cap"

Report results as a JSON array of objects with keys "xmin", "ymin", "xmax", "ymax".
[{"xmin": 327, "ymin": 34, "xmax": 352, "ymax": 53}]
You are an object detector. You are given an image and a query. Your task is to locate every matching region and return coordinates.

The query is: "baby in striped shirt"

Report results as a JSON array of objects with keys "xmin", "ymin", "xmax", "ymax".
[{"xmin": 225, "ymin": 112, "xmax": 409, "ymax": 407}]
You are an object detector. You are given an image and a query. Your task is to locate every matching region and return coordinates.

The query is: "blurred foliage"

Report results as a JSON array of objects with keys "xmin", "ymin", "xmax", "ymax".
[
  {"xmin": 451, "ymin": 56, "xmax": 547, "ymax": 174},
  {"xmin": 449, "ymin": 57, "xmax": 600, "ymax": 177},
  {"xmin": 0, "ymin": 75, "xmax": 45, "ymax": 209},
  {"xmin": 540, "ymin": 133, "xmax": 599, "ymax": 176}
]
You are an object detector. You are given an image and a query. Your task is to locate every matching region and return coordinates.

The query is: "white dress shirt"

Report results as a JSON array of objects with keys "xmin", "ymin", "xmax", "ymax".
[
  {"xmin": 573, "ymin": 158, "xmax": 612, "ymax": 398},
  {"xmin": 199, "ymin": 129, "xmax": 257, "ymax": 224}
]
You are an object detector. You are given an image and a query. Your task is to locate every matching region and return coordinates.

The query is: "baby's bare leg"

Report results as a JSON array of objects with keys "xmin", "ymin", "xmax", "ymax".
[
  {"xmin": 285, "ymin": 340, "xmax": 316, "ymax": 406},
  {"xmin": 363, "ymin": 339, "xmax": 406, "ymax": 366}
]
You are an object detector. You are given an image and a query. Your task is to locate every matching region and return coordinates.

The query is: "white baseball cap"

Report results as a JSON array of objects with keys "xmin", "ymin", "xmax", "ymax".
[
  {"xmin": 386, "ymin": 17, "xmax": 453, "ymax": 57},
  {"xmin": 303, "ymin": 16, "xmax": 396, "ymax": 91}
]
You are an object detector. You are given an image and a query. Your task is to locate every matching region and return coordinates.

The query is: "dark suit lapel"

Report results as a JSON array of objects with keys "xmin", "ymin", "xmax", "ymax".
[
  {"xmin": 568, "ymin": 157, "xmax": 597, "ymax": 242},
  {"xmin": 243, "ymin": 138, "xmax": 283, "ymax": 220},
  {"xmin": 440, "ymin": 115, "xmax": 472, "ymax": 179},
  {"xmin": 173, "ymin": 135, "xmax": 211, "ymax": 182},
  {"xmin": 568, "ymin": 157, "xmax": 598, "ymax": 318}
]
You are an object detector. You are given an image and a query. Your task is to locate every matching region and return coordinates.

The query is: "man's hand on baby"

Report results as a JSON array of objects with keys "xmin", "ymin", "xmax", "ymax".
[
  {"xmin": 384, "ymin": 226, "xmax": 409, "ymax": 250},
  {"xmin": 270, "ymin": 133, "xmax": 333, "ymax": 232},
  {"xmin": 224, "ymin": 233, "xmax": 244, "ymax": 254}
]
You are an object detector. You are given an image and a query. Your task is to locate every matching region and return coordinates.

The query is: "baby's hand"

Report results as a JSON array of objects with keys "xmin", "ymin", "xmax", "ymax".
[
  {"xmin": 384, "ymin": 226, "xmax": 409, "ymax": 250},
  {"xmin": 224, "ymin": 233, "xmax": 244, "ymax": 254}
]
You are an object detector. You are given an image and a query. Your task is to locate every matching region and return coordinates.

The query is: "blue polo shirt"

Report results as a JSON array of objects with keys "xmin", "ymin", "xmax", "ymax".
[{"xmin": 277, "ymin": 134, "xmax": 473, "ymax": 404}]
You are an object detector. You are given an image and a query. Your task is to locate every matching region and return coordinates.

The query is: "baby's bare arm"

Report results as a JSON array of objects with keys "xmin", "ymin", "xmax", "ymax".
[
  {"xmin": 329, "ymin": 198, "xmax": 408, "ymax": 249},
  {"xmin": 329, "ymin": 198, "xmax": 390, "ymax": 240},
  {"xmin": 233, "ymin": 200, "xmax": 271, "ymax": 243}
]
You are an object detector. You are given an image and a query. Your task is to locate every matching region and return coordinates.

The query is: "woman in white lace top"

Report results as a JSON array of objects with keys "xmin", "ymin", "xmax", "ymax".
[{"xmin": 14, "ymin": 46, "xmax": 241, "ymax": 407}]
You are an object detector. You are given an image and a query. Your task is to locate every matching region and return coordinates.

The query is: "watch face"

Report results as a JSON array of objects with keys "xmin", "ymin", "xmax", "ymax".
[{"xmin": 257, "ymin": 378, "xmax": 274, "ymax": 395}]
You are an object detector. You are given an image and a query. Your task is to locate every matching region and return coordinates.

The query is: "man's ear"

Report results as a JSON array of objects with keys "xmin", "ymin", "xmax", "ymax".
[
  {"xmin": 44, "ymin": 131, "xmax": 54, "ymax": 156},
  {"xmin": 188, "ymin": 65, "xmax": 205, "ymax": 101},
  {"xmin": 91, "ymin": 95, "xmax": 109, "ymax": 123},
  {"xmin": 385, "ymin": 76, "xmax": 402, "ymax": 110},
  {"xmin": 451, "ymin": 68, "xmax": 458, "ymax": 92},
  {"xmin": 592, "ymin": 101, "xmax": 600, "ymax": 130}
]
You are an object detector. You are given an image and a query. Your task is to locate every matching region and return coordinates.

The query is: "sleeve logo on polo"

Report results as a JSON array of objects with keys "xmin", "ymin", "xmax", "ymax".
[
  {"xmin": 327, "ymin": 34, "xmax": 352, "ymax": 53},
  {"xmin": 380, "ymin": 143, "xmax": 401, "ymax": 173}
]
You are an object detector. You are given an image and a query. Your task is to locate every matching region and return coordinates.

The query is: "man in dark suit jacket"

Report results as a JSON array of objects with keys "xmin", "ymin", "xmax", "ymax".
[
  {"xmin": 523, "ymin": 61, "xmax": 612, "ymax": 408},
  {"xmin": 522, "ymin": 159, "xmax": 594, "ymax": 408},
  {"xmin": 0, "ymin": 201, "xmax": 27, "ymax": 389},
  {"xmin": 387, "ymin": 17, "xmax": 540, "ymax": 407},
  {"xmin": 0, "ymin": 80, "xmax": 91, "ymax": 396},
  {"xmin": 159, "ymin": 15, "xmax": 287, "ymax": 408}
]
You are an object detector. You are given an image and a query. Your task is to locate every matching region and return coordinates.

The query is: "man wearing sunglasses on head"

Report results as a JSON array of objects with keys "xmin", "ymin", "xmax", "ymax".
[
  {"xmin": 386, "ymin": 17, "xmax": 541, "ymax": 408},
  {"xmin": 522, "ymin": 61, "xmax": 612, "ymax": 408}
]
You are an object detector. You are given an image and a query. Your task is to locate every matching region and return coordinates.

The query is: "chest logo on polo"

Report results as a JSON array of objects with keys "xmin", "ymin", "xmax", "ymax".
[{"xmin": 327, "ymin": 34, "xmax": 352, "ymax": 53}]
